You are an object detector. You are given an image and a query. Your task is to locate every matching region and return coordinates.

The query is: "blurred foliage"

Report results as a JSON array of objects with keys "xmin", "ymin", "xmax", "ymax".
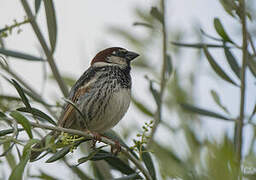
[{"xmin": 0, "ymin": 0, "xmax": 256, "ymax": 180}]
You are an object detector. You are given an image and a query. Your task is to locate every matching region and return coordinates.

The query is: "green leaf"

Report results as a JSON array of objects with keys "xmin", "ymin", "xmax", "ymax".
[
  {"xmin": 210, "ymin": 90, "xmax": 230, "ymax": 115},
  {"xmin": 43, "ymin": 0, "xmax": 57, "ymax": 53},
  {"xmin": 166, "ymin": 54, "xmax": 173, "ymax": 78},
  {"xmin": 35, "ymin": 0, "xmax": 42, "ymax": 14},
  {"xmin": 9, "ymin": 139, "xmax": 38, "ymax": 180},
  {"xmin": 113, "ymin": 173, "xmax": 141, "ymax": 180},
  {"xmin": 0, "ymin": 95, "xmax": 21, "ymax": 102},
  {"xmin": 133, "ymin": 22, "xmax": 153, "ymax": 29},
  {"xmin": 180, "ymin": 103, "xmax": 232, "ymax": 121},
  {"xmin": 46, "ymin": 140, "xmax": 84, "ymax": 163},
  {"xmin": 17, "ymin": 107, "xmax": 57, "ymax": 126},
  {"xmin": 248, "ymin": 55, "xmax": 256, "ymax": 77},
  {"xmin": 224, "ymin": 47, "xmax": 241, "ymax": 79},
  {"xmin": 213, "ymin": 18, "xmax": 233, "ymax": 43},
  {"xmin": 30, "ymin": 170, "xmax": 59, "ymax": 180},
  {"xmin": 0, "ymin": 128, "xmax": 24, "ymax": 137},
  {"xmin": 219, "ymin": 0, "xmax": 237, "ymax": 17},
  {"xmin": 4, "ymin": 142, "xmax": 17, "ymax": 170},
  {"xmin": 249, "ymin": 103, "xmax": 256, "ymax": 121},
  {"xmin": 140, "ymin": 146, "xmax": 156, "ymax": 180},
  {"xmin": 203, "ymin": 47, "xmax": 238, "ymax": 86},
  {"xmin": 9, "ymin": 152, "xmax": 29, "ymax": 180},
  {"xmin": 45, "ymin": 146, "xmax": 70, "ymax": 163},
  {"xmin": 91, "ymin": 150, "xmax": 137, "ymax": 175},
  {"xmin": 10, "ymin": 111, "xmax": 33, "ymax": 139},
  {"xmin": 0, "ymin": 111, "xmax": 6, "ymax": 117},
  {"xmin": 171, "ymin": 42, "xmax": 225, "ymax": 48},
  {"xmin": 150, "ymin": 7, "xmax": 163, "ymax": 23},
  {"xmin": 11, "ymin": 79, "xmax": 32, "ymax": 110},
  {"xmin": 65, "ymin": 165, "xmax": 92, "ymax": 180},
  {"xmin": 77, "ymin": 146, "xmax": 106, "ymax": 165},
  {"xmin": 131, "ymin": 97, "xmax": 154, "ymax": 117},
  {"xmin": 149, "ymin": 81, "xmax": 161, "ymax": 107},
  {"xmin": 0, "ymin": 48, "xmax": 44, "ymax": 61}
]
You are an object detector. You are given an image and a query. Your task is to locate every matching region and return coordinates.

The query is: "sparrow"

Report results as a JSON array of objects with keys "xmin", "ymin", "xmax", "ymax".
[{"xmin": 30, "ymin": 47, "xmax": 139, "ymax": 161}]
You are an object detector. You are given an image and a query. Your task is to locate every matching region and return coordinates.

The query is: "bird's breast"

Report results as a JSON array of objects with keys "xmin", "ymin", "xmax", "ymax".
[{"xmin": 87, "ymin": 88, "xmax": 131, "ymax": 132}]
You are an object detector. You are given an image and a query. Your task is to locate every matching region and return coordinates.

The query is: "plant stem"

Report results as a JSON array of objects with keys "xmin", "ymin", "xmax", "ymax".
[
  {"xmin": 236, "ymin": 0, "xmax": 248, "ymax": 166},
  {"xmin": 27, "ymin": 121, "xmax": 152, "ymax": 180},
  {"xmin": 148, "ymin": 0, "xmax": 168, "ymax": 146},
  {"xmin": 20, "ymin": 0, "xmax": 69, "ymax": 97}
]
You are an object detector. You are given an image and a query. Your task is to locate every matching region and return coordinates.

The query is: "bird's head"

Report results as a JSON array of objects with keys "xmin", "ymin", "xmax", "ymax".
[{"xmin": 91, "ymin": 47, "xmax": 139, "ymax": 68}]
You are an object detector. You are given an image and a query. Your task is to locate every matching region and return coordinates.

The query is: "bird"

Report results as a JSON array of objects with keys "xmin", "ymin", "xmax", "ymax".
[{"xmin": 30, "ymin": 47, "xmax": 139, "ymax": 161}]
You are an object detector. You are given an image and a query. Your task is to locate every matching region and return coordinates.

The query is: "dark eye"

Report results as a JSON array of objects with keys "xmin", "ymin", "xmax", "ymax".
[{"xmin": 112, "ymin": 49, "xmax": 127, "ymax": 58}]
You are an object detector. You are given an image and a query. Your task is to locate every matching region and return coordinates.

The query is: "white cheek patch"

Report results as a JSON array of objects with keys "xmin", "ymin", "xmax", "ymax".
[{"xmin": 109, "ymin": 56, "xmax": 127, "ymax": 66}]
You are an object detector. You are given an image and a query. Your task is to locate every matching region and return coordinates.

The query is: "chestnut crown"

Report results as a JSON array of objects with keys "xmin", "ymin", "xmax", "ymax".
[{"xmin": 91, "ymin": 47, "xmax": 139, "ymax": 66}]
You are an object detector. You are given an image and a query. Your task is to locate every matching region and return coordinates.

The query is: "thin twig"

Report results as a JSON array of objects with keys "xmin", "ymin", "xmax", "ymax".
[
  {"xmin": 148, "ymin": 0, "xmax": 168, "ymax": 146},
  {"xmin": 20, "ymin": 0, "xmax": 69, "ymax": 97},
  {"xmin": 27, "ymin": 121, "xmax": 152, "ymax": 180},
  {"xmin": 236, "ymin": 0, "xmax": 248, "ymax": 167}
]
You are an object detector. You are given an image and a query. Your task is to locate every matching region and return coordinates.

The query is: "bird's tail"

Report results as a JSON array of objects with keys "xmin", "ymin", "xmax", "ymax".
[{"xmin": 30, "ymin": 131, "xmax": 60, "ymax": 162}]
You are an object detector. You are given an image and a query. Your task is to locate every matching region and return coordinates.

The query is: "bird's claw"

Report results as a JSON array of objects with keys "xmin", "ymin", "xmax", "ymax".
[
  {"xmin": 88, "ymin": 131, "xmax": 102, "ymax": 149},
  {"xmin": 111, "ymin": 140, "xmax": 121, "ymax": 155}
]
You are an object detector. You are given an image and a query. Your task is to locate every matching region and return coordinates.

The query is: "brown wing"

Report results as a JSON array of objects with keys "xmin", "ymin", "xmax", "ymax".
[{"xmin": 58, "ymin": 84, "xmax": 91, "ymax": 130}]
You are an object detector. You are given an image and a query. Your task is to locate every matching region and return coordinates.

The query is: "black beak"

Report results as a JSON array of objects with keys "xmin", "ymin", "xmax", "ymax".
[{"xmin": 125, "ymin": 51, "xmax": 139, "ymax": 61}]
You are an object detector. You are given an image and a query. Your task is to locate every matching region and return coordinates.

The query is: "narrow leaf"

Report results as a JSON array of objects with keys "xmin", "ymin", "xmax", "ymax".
[
  {"xmin": 46, "ymin": 140, "xmax": 84, "ymax": 163},
  {"xmin": 77, "ymin": 146, "xmax": 106, "ymax": 165},
  {"xmin": 17, "ymin": 107, "xmax": 57, "ymax": 126},
  {"xmin": 150, "ymin": 7, "xmax": 163, "ymax": 23},
  {"xmin": 45, "ymin": 146, "xmax": 70, "ymax": 163},
  {"xmin": 224, "ymin": 47, "xmax": 241, "ymax": 79},
  {"xmin": 149, "ymin": 81, "xmax": 161, "ymax": 107},
  {"xmin": 0, "ymin": 111, "xmax": 6, "ymax": 117},
  {"xmin": 35, "ymin": 0, "xmax": 42, "ymax": 14},
  {"xmin": 66, "ymin": 165, "xmax": 92, "ymax": 180},
  {"xmin": 210, "ymin": 90, "xmax": 230, "ymax": 115},
  {"xmin": 131, "ymin": 97, "xmax": 154, "ymax": 117},
  {"xmin": 11, "ymin": 79, "xmax": 32, "ymax": 110},
  {"xmin": 0, "ymin": 128, "xmax": 24, "ymax": 137},
  {"xmin": 171, "ymin": 42, "xmax": 225, "ymax": 48},
  {"xmin": 166, "ymin": 54, "xmax": 173, "ymax": 77},
  {"xmin": 9, "ymin": 139, "xmax": 38, "ymax": 180},
  {"xmin": 30, "ymin": 170, "xmax": 59, "ymax": 180},
  {"xmin": 141, "ymin": 146, "xmax": 156, "ymax": 180},
  {"xmin": 10, "ymin": 111, "xmax": 33, "ymax": 139},
  {"xmin": 203, "ymin": 47, "xmax": 238, "ymax": 86},
  {"xmin": 248, "ymin": 55, "xmax": 256, "ymax": 77},
  {"xmin": 113, "ymin": 173, "xmax": 142, "ymax": 180},
  {"xmin": 44, "ymin": 0, "xmax": 57, "ymax": 53},
  {"xmin": 91, "ymin": 150, "xmax": 136, "ymax": 175},
  {"xmin": 133, "ymin": 22, "xmax": 153, "ymax": 29},
  {"xmin": 214, "ymin": 18, "xmax": 233, "ymax": 43},
  {"xmin": 8, "ymin": 151, "xmax": 29, "ymax": 180},
  {"xmin": 0, "ymin": 48, "xmax": 44, "ymax": 61},
  {"xmin": 249, "ymin": 103, "xmax": 256, "ymax": 121},
  {"xmin": 4, "ymin": 142, "xmax": 17, "ymax": 170},
  {"xmin": 180, "ymin": 103, "xmax": 232, "ymax": 121},
  {"xmin": 0, "ymin": 95, "xmax": 21, "ymax": 101}
]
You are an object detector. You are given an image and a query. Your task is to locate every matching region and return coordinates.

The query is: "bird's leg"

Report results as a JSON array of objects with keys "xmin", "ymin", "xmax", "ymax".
[
  {"xmin": 87, "ymin": 131, "xmax": 102, "ymax": 149},
  {"xmin": 86, "ymin": 131, "xmax": 121, "ymax": 155},
  {"xmin": 111, "ymin": 140, "xmax": 121, "ymax": 155}
]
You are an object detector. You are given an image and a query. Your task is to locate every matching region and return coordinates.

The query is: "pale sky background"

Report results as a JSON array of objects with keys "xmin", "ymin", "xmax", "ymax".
[{"xmin": 0, "ymin": 0, "xmax": 256, "ymax": 179}]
